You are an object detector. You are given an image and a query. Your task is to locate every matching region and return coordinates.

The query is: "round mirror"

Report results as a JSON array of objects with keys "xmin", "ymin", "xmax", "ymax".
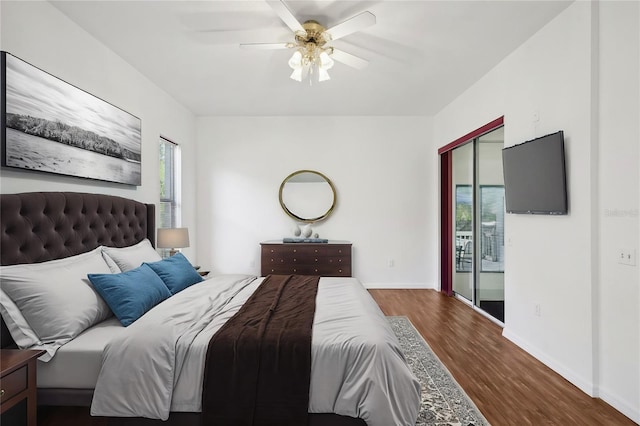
[{"xmin": 279, "ymin": 170, "xmax": 336, "ymax": 223}]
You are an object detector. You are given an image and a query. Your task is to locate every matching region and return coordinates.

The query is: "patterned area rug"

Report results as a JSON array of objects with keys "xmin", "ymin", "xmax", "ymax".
[{"xmin": 388, "ymin": 316, "xmax": 491, "ymax": 426}]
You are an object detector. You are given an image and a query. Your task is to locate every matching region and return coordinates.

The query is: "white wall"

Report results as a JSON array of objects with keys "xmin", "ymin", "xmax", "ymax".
[
  {"xmin": 195, "ymin": 116, "xmax": 434, "ymax": 288},
  {"xmin": 0, "ymin": 1, "xmax": 198, "ymax": 259},
  {"xmin": 434, "ymin": 2, "xmax": 639, "ymax": 422},
  {"xmin": 597, "ymin": 1, "xmax": 640, "ymax": 420}
]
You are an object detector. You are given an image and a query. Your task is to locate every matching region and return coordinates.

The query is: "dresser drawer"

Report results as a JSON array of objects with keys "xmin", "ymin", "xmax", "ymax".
[
  {"xmin": 264, "ymin": 264, "xmax": 351, "ymax": 276},
  {"xmin": 267, "ymin": 254, "xmax": 349, "ymax": 265},
  {"xmin": 263, "ymin": 243, "xmax": 351, "ymax": 258},
  {"xmin": 273, "ymin": 245, "xmax": 349, "ymax": 257},
  {"xmin": 1, "ymin": 365, "xmax": 27, "ymax": 402}
]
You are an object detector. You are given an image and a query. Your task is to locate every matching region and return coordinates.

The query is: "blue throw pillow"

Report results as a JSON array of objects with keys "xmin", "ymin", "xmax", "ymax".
[
  {"xmin": 87, "ymin": 264, "xmax": 172, "ymax": 327},
  {"xmin": 144, "ymin": 252, "xmax": 203, "ymax": 295}
]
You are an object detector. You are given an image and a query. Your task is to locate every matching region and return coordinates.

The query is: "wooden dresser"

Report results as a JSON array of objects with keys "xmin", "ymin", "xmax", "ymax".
[{"xmin": 261, "ymin": 241, "xmax": 352, "ymax": 277}]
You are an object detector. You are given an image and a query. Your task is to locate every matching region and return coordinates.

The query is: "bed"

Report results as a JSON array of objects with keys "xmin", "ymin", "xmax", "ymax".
[{"xmin": 0, "ymin": 192, "xmax": 420, "ymax": 426}]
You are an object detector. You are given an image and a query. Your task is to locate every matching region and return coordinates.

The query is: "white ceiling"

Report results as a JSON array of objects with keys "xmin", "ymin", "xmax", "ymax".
[{"xmin": 50, "ymin": 0, "xmax": 573, "ymax": 116}]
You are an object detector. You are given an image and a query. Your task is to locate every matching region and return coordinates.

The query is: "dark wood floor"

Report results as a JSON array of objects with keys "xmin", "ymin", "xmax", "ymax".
[
  {"xmin": 369, "ymin": 289, "xmax": 636, "ymax": 426},
  {"xmin": 36, "ymin": 289, "xmax": 635, "ymax": 426}
]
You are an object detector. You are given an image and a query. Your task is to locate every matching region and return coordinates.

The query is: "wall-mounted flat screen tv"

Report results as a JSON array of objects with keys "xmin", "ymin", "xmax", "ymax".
[{"xmin": 502, "ymin": 130, "xmax": 567, "ymax": 215}]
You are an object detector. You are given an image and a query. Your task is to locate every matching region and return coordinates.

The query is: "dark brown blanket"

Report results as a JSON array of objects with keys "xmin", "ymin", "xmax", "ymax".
[{"xmin": 201, "ymin": 274, "xmax": 320, "ymax": 426}]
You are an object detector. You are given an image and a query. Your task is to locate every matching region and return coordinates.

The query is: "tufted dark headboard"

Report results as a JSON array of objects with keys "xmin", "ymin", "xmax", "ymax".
[{"xmin": 0, "ymin": 192, "xmax": 155, "ymax": 347}]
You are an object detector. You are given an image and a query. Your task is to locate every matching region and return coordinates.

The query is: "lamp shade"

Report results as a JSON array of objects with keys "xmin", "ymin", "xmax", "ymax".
[
  {"xmin": 319, "ymin": 51, "xmax": 334, "ymax": 69},
  {"xmin": 157, "ymin": 228, "xmax": 190, "ymax": 249},
  {"xmin": 318, "ymin": 67, "xmax": 331, "ymax": 82},
  {"xmin": 288, "ymin": 50, "xmax": 302, "ymax": 69},
  {"xmin": 290, "ymin": 67, "xmax": 303, "ymax": 82}
]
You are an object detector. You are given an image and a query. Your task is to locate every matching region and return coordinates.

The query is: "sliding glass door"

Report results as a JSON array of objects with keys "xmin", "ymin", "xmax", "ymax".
[
  {"xmin": 446, "ymin": 125, "xmax": 505, "ymax": 322},
  {"xmin": 474, "ymin": 129, "xmax": 505, "ymax": 322},
  {"xmin": 452, "ymin": 143, "xmax": 474, "ymax": 300}
]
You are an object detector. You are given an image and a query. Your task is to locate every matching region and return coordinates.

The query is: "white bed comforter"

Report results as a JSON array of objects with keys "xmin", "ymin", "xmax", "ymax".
[{"xmin": 90, "ymin": 275, "xmax": 421, "ymax": 426}]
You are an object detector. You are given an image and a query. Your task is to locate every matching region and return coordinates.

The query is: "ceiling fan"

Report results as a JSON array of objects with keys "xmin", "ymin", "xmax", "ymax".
[{"xmin": 240, "ymin": 0, "xmax": 376, "ymax": 83}]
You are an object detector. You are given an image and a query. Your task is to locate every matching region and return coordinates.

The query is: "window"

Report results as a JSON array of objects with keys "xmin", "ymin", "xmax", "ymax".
[
  {"xmin": 455, "ymin": 185, "xmax": 473, "ymax": 272},
  {"xmin": 159, "ymin": 137, "xmax": 181, "ymax": 230},
  {"xmin": 479, "ymin": 186, "xmax": 504, "ymax": 272}
]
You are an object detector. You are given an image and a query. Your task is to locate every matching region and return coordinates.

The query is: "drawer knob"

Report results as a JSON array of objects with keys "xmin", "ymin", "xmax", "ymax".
[
  {"xmin": 270, "ymin": 249, "xmax": 274, "ymax": 253},
  {"xmin": 338, "ymin": 250, "xmax": 342, "ymax": 253},
  {"xmin": 314, "ymin": 249, "xmax": 318, "ymax": 253},
  {"xmin": 293, "ymin": 269, "xmax": 297, "ymax": 272},
  {"xmin": 339, "ymin": 269, "xmax": 342, "ymax": 273},
  {"xmin": 1, "ymin": 389, "xmax": 4, "ymax": 398},
  {"xmin": 293, "ymin": 249, "xmax": 297, "ymax": 253},
  {"xmin": 315, "ymin": 258, "xmax": 318, "ymax": 262},
  {"xmin": 315, "ymin": 269, "xmax": 318, "ymax": 272}
]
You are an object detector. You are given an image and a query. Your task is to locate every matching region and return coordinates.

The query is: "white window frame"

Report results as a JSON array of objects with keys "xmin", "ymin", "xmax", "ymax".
[{"xmin": 159, "ymin": 136, "xmax": 182, "ymax": 255}]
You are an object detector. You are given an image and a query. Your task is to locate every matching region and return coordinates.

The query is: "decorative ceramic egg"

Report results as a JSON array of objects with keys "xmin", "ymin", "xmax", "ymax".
[{"xmin": 292, "ymin": 225, "xmax": 301, "ymax": 237}]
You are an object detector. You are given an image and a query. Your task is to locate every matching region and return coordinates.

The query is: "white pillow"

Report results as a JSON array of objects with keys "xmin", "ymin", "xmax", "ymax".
[
  {"xmin": 0, "ymin": 288, "xmax": 40, "ymax": 348},
  {"xmin": 101, "ymin": 239, "xmax": 162, "ymax": 273},
  {"xmin": 0, "ymin": 246, "xmax": 113, "ymax": 360}
]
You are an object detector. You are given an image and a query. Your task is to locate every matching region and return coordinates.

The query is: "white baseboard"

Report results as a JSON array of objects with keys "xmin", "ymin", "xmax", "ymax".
[
  {"xmin": 363, "ymin": 282, "xmax": 433, "ymax": 289},
  {"xmin": 597, "ymin": 387, "xmax": 640, "ymax": 424},
  {"xmin": 502, "ymin": 327, "xmax": 596, "ymax": 397}
]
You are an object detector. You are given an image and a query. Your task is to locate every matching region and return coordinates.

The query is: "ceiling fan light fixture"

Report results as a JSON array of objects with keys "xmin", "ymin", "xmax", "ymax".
[
  {"xmin": 287, "ymin": 45, "xmax": 334, "ymax": 83},
  {"xmin": 288, "ymin": 50, "xmax": 302, "ymax": 69},
  {"xmin": 319, "ymin": 51, "xmax": 334, "ymax": 69},
  {"xmin": 318, "ymin": 67, "xmax": 331, "ymax": 82},
  {"xmin": 290, "ymin": 67, "xmax": 303, "ymax": 81},
  {"xmin": 242, "ymin": 2, "xmax": 375, "ymax": 84}
]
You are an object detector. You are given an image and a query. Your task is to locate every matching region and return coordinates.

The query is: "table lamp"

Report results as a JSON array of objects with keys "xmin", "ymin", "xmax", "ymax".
[{"xmin": 157, "ymin": 227, "xmax": 189, "ymax": 256}]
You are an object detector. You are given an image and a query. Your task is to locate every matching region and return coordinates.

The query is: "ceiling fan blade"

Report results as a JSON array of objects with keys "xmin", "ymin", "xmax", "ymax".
[
  {"xmin": 331, "ymin": 49, "xmax": 369, "ymax": 70},
  {"xmin": 325, "ymin": 11, "xmax": 376, "ymax": 41},
  {"xmin": 265, "ymin": 0, "xmax": 305, "ymax": 34},
  {"xmin": 240, "ymin": 42, "xmax": 292, "ymax": 50}
]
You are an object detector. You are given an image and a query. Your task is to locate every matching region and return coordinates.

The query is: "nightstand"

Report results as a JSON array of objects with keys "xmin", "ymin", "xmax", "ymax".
[
  {"xmin": 193, "ymin": 265, "xmax": 209, "ymax": 277},
  {"xmin": 1, "ymin": 349, "xmax": 45, "ymax": 426}
]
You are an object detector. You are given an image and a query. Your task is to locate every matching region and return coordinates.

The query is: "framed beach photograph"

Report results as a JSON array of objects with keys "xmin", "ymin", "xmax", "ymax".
[{"xmin": 1, "ymin": 52, "xmax": 141, "ymax": 185}]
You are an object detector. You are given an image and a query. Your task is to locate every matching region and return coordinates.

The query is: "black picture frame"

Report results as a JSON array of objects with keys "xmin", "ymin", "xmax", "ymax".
[{"xmin": 1, "ymin": 52, "xmax": 141, "ymax": 186}]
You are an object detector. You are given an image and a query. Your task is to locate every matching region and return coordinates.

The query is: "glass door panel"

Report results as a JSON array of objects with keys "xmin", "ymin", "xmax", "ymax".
[
  {"xmin": 452, "ymin": 142, "xmax": 474, "ymax": 301},
  {"xmin": 474, "ymin": 128, "xmax": 505, "ymax": 321}
]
